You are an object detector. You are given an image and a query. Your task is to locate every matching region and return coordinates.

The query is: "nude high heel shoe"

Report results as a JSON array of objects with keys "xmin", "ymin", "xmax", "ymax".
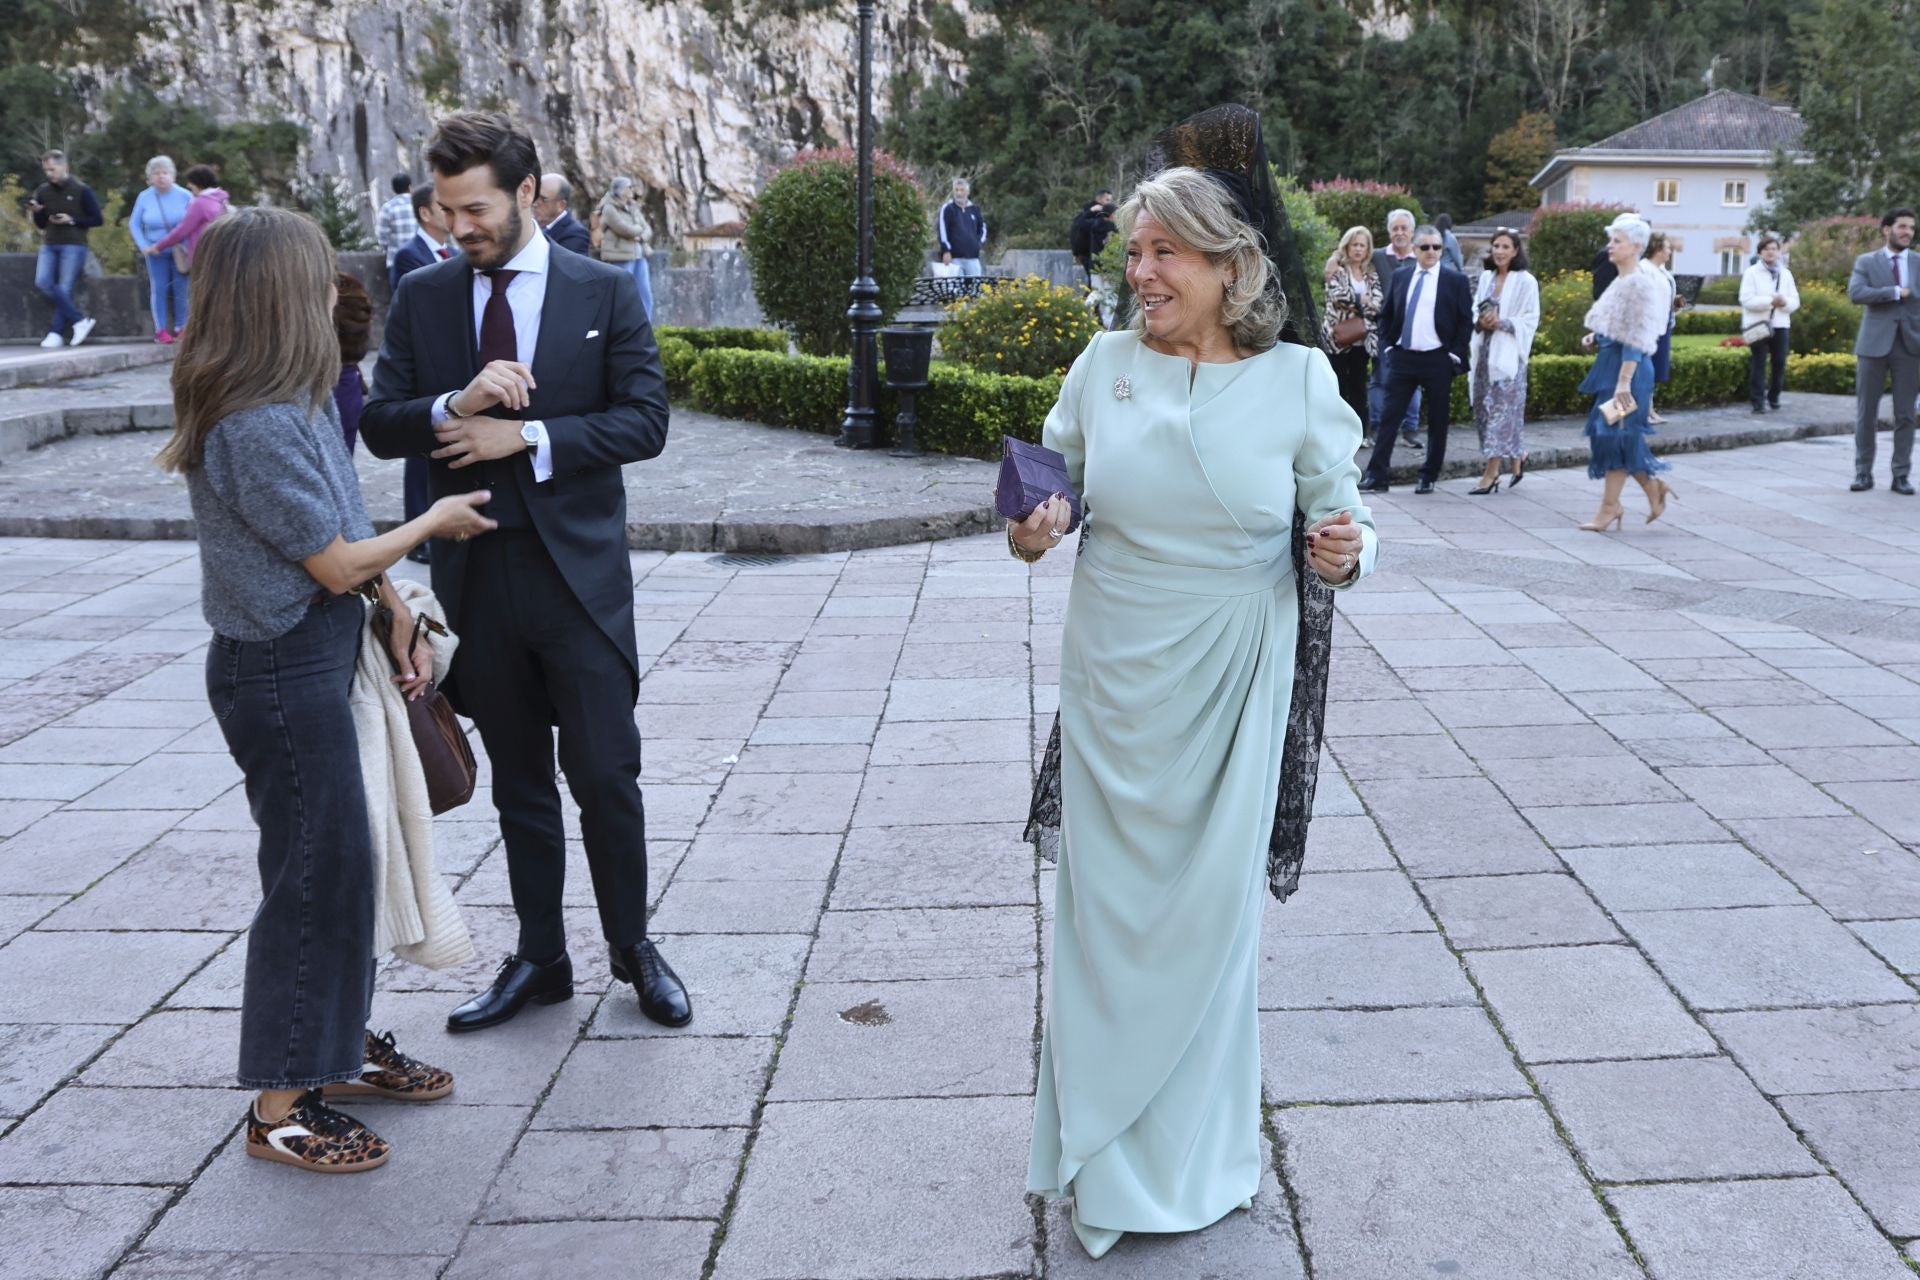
[
  {"xmin": 1645, "ymin": 479, "xmax": 1677, "ymax": 524},
  {"xmin": 1579, "ymin": 504, "xmax": 1625, "ymax": 532}
]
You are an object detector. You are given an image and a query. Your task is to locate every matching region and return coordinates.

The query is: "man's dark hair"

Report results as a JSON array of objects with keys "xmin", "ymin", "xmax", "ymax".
[
  {"xmin": 1094, "ymin": 189, "xmax": 1113, "ymax": 201},
  {"xmin": 426, "ymin": 112, "xmax": 539, "ymax": 197},
  {"xmin": 182, "ymin": 163, "xmax": 218, "ymax": 190},
  {"xmin": 1884, "ymin": 207, "xmax": 1916, "ymax": 227},
  {"xmin": 390, "ymin": 172, "xmax": 413, "ymax": 195},
  {"xmin": 1433, "ymin": 213, "xmax": 1453, "ymax": 233},
  {"xmin": 410, "ymin": 182, "xmax": 436, "ymax": 215}
]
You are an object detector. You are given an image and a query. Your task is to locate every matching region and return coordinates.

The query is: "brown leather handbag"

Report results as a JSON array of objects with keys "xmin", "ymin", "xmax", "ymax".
[
  {"xmin": 1329, "ymin": 315, "xmax": 1368, "ymax": 350},
  {"xmin": 371, "ymin": 604, "xmax": 477, "ymax": 815}
]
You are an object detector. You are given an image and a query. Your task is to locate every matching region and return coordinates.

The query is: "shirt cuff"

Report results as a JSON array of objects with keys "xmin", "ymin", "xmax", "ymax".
[
  {"xmin": 526, "ymin": 420, "xmax": 553, "ymax": 483},
  {"xmin": 430, "ymin": 392, "xmax": 457, "ymax": 426}
]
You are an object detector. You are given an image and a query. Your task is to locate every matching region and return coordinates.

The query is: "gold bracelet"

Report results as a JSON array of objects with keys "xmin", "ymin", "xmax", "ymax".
[{"xmin": 1007, "ymin": 526, "xmax": 1046, "ymax": 563}]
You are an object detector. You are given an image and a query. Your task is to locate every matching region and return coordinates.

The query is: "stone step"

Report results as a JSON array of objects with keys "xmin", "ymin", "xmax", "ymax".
[{"xmin": 0, "ymin": 341, "xmax": 173, "ymax": 392}]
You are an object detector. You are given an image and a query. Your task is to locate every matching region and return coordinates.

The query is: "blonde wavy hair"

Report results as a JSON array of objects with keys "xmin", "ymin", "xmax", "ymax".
[
  {"xmin": 1324, "ymin": 225, "xmax": 1374, "ymax": 277},
  {"xmin": 1116, "ymin": 166, "xmax": 1287, "ymax": 352}
]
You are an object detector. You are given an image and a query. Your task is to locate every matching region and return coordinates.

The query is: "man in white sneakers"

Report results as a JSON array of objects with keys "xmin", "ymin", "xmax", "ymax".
[{"xmin": 29, "ymin": 150, "xmax": 102, "ymax": 349}]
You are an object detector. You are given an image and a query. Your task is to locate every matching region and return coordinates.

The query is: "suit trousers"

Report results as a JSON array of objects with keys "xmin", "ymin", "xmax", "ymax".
[
  {"xmin": 1364, "ymin": 348, "xmax": 1457, "ymax": 486},
  {"xmin": 1855, "ymin": 338, "xmax": 1919, "ymax": 483},
  {"xmin": 455, "ymin": 530, "xmax": 650, "ymax": 960}
]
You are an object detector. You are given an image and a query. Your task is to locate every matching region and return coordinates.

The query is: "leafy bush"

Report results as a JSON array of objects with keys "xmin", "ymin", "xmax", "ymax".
[
  {"xmin": 1675, "ymin": 309, "xmax": 1739, "ymax": 335},
  {"xmin": 1527, "ymin": 202, "xmax": 1636, "ymax": 277},
  {"xmin": 294, "ymin": 174, "xmax": 376, "ymax": 252},
  {"xmin": 1787, "ymin": 281, "xmax": 1862, "ymax": 355},
  {"xmin": 658, "ymin": 336, "xmax": 698, "ymax": 398},
  {"xmin": 1274, "ymin": 172, "xmax": 1337, "ymax": 279},
  {"xmin": 86, "ymin": 190, "xmax": 137, "ymax": 276},
  {"xmin": 1532, "ymin": 271, "xmax": 1597, "ymax": 355},
  {"xmin": 939, "ymin": 275, "xmax": 1102, "ymax": 378},
  {"xmin": 1309, "ymin": 178, "xmax": 1423, "ymax": 245},
  {"xmin": 1786, "ymin": 353, "xmax": 1859, "ymax": 394},
  {"xmin": 743, "ymin": 147, "xmax": 929, "ymax": 357},
  {"xmin": 655, "ymin": 325, "xmax": 787, "ymax": 353},
  {"xmin": 1788, "ymin": 216, "xmax": 1881, "ymax": 288},
  {"xmin": 1698, "ymin": 277, "xmax": 1741, "ymax": 306},
  {"xmin": 673, "ymin": 344, "xmax": 1061, "ymax": 457}
]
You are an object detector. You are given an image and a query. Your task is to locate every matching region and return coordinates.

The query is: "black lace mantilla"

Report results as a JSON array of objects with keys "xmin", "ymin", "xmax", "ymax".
[{"xmin": 1024, "ymin": 511, "xmax": 1334, "ymax": 904}]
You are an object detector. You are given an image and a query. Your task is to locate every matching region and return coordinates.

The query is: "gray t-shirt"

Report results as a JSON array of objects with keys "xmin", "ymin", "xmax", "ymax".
[{"xmin": 187, "ymin": 399, "xmax": 377, "ymax": 641}]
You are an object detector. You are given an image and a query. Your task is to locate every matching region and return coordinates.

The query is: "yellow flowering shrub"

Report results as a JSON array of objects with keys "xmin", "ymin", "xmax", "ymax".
[{"xmin": 939, "ymin": 275, "xmax": 1103, "ymax": 379}]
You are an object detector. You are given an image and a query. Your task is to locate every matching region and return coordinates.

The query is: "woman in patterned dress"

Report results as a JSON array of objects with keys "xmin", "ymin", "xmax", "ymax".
[{"xmin": 1468, "ymin": 228, "xmax": 1539, "ymax": 493}]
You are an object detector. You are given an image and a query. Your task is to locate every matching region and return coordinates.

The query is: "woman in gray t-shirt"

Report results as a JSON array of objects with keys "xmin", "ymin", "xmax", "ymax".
[{"xmin": 158, "ymin": 207, "xmax": 495, "ymax": 1174}]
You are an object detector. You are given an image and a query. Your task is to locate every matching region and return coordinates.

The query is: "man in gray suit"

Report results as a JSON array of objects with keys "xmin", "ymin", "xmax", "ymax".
[{"xmin": 1848, "ymin": 207, "xmax": 1919, "ymax": 494}]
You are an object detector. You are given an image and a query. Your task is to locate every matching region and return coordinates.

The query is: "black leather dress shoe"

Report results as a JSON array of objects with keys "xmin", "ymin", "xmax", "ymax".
[
  {"xmin": 610, "ymin": 940, "xmax": 692, "ymax": 1028},
  {"xmin": 446, "ymin": 953, "xmax": 573, "ymax": 1033},
  {"xmin": 1851, "ymin": 478, "xmax": 1875, "ymax": 492},
  {"xmin": 1414, "ymin": 480, "xmax": 1435, "ymax": 495},
  {"xmin": 1895, "ymin": 479, "xmax": 1916, "ymax": 496},
  {"xmin": 1357, "ymin": 478, "xmax": 1389, "ymax": 494}
]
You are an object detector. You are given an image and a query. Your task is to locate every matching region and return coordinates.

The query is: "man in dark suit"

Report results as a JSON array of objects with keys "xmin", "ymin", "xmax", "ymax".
[
  {"xmin": 534, "ymin": 173, "xmax": 592, "ymax": 255},
  {"xmin": 1358, "ymin": 224, "xmax": 1473, "ymax": 495},
  {"xmin": 361, "ymin": 111, "xmax": 689, "ymax": 1034},
  {"xmin": 390, "ymin": 182, "xmax": 454, "ymax": 289}
]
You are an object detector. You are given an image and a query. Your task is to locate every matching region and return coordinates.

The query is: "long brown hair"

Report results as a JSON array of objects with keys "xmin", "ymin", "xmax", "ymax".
[{"xmin": 159, "ymin": 206, "xmax": 338, "ymax": 472}]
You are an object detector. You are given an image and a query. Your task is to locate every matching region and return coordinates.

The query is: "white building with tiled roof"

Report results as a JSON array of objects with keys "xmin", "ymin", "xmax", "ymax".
[{"xmin": 1529, "ymin": 90, "xmax": 1804, "ymax": 277}]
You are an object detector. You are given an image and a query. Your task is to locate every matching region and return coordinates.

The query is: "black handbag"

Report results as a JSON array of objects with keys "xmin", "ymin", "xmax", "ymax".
[{"xmin": 995, "ymin": 437, "xmax": 1082, "ymax": 533}]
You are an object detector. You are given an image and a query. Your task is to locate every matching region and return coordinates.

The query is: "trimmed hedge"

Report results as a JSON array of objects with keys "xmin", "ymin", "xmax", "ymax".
[
  {"xmin": 675, "ymin": 338, "xmax": 1859, "ymax": 460},
  {"xmin": 1788, "ymin": 283, "xmax": 1862, "ymax": 356},
  {"xmin": 1529, "ymin": 203, "xmax": 1635, "ymax": 277},
  {"xmin": 655, "ymin": 325, "xmax": 788, "ymax": 353},
  {"xmin": 1675, "ymin": 310, "xmax": 1739, "ymax": 335},
  {"xmin": 677, "ymin": 345, "xmax": 1062, "ymax": 458}
]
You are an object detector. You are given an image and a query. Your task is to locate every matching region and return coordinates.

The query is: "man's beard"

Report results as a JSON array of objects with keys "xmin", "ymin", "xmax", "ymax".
[{"xmin": 468, "ymin": 205, "xmax": 525, "ymax": 270}]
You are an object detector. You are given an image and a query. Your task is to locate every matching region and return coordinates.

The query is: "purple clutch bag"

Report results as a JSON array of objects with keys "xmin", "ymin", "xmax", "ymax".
[{"xmin": 995, "ymin": 437, "xmax": 1082, "ymax": 533}]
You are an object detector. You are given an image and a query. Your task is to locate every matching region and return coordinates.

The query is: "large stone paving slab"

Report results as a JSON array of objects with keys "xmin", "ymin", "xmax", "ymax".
[
  {"xmin": 1274, "ymin": 1100, "xmax": 1637, "ymax": 1280},
  {"xmin": 1466, "ymin": 945, "xmax": 1715, "ymax": 1063},
  {"xmin": 447, "ymin": 1220, "xmax": 715, "ymax": 1280},
  {"xmin": 771, "ymin": 975, "xmax": 1033, "ymax": 1102},
  {"xmin": 0, "ymin": 1185, "xmax": 174, "ymax": 1280},
  {"xmin": 1608, "ymin": 1177, "xmax": 1912, "ymax": 1280},
  {"xmin": 713, "ymin": 1096, "xmax": 1032, "ymax": 1279},
  {"xmin": 1706, "ymin": 1005, "xmax": 1920, "ymax": 1094},
  {"xmin": 1778, "ymin": 1091, "xmax": 1920, "ymax": 1236},
  {"xmin": 1261, "ymin": 1007, "xmax": 1528, "ymax": 1104},
  {"xmin": 1621, "ymin": 905, "xmax": 1913, "ymax": 1010}
]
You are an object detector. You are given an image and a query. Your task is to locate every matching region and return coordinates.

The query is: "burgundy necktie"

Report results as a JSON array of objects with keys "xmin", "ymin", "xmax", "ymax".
[
  {"xmin": 479, "ymin": 269, "xmax": 519, "ymax": 369},
  {"xmin": 1895, "ymin": 252, "xmax": 1904, "ymax": 289},
  {"xmin": 437, "ymin": 246, "xmax": 451, "ymax": 260}
]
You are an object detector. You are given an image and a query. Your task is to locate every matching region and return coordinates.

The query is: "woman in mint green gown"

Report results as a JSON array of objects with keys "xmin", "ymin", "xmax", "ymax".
[{"xmin": 1015, "ymin": 134, "xmax": 1378, "ymax": 1260}]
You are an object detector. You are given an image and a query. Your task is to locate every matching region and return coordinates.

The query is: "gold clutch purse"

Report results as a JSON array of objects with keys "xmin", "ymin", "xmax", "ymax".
[{"xmin": 1599, "ymin": 391, "xmax": 1637, "ymax": 426}]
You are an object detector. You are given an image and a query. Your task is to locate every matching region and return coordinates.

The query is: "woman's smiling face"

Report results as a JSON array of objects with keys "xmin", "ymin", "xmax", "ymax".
[{"xmin": 1126, "ymin": 214, "xmax": 1229, "ymax": 345}]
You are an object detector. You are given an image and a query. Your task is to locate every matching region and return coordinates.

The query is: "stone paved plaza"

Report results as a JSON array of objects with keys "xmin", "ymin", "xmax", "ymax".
[{"xmin": 0, "ymin": 433, "xmax": 1916, "ymax": 1277}]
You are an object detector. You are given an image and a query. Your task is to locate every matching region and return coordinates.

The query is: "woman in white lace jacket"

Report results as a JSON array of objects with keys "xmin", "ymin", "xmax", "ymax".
[{"xmin": 1576, "ymin": 213, "xmax": 1675, "ymax": 531}]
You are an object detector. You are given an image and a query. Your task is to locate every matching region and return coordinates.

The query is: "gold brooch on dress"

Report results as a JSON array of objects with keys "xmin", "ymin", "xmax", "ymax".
[{"xmin": 1113, "ymin": 375, "xmax": 1131, "ymax": 401}]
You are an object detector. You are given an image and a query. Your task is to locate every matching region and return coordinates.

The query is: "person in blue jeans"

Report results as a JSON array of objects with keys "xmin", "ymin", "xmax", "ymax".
[
  {"xmin": 938, "ymin": 179, "xmax": 987, "ymax": 278},
  {"xmin": 129, "ymin": 155, "xmax": 193, "ymax": 343},
  {"xmin": 1368, "ymin": 208, "xmax": 1422, "ymax": 449},
  {"xmin": 29, "ymin": 150, "xmax": 103, "ymax": 349}
]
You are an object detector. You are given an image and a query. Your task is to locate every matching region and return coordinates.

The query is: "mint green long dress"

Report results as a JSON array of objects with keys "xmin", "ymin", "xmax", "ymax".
[{"xmin": 1027, "ymin": 329, "xmax": 1377, "ymax": 1258}]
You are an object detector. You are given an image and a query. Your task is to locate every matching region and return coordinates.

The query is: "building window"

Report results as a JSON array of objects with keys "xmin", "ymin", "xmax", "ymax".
[
  {"xmin": 1719, "ymin": 249, "xmax": 1743, "ymax": 275},
  {"xmin": 1723, "ymin": 180, "xmax": 1748, "ymax": 207},
  {"xmin": 1655, "ymin": 179, "xmax": 1679, "ymax": 205}
]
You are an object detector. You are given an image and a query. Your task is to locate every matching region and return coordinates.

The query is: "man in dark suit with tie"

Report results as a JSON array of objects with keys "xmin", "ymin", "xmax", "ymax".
[
  {"xmin": 361, "ymin": 111, "xmax": 690, "ymax": 1034},
  {"xmin": 534, "ymin": 173, "xmax": 592, "ymax": 256},
  {"xmin": 389, "ymin": 181, "xmax": 456, "ymax": 559},
  {"xmin": 1358, "ymin": 224, "xmax": 1473, "ymax": 495},
  {"xmin": 390, "ymin": 182, "xmax": 454, "ymax": 287}
]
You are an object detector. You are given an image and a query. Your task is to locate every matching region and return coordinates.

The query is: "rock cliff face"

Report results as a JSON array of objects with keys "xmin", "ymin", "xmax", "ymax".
[{"xmin": 127, "ymin": 0, "xmax": 968, "ymax": 240}]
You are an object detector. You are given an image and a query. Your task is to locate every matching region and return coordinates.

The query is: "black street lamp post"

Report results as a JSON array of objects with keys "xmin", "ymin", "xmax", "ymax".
[{"xmin": 836, "ymin": 0, "xmax": 882, "ymax": 449}]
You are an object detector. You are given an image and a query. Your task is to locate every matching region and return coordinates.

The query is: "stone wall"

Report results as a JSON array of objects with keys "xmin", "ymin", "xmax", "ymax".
[{"xmin": 3, "ymin": 248, "xmax": 759, "ymax": 342}]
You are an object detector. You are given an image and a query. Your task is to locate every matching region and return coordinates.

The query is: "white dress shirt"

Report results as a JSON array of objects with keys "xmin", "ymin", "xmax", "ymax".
[
  {"xmin": 1402, "ymin": 264, "xmax": 1442, "ymax": 352},
  {"xmin": 430, "ymin": 232, "xmax": 552, "ymax": 482}
]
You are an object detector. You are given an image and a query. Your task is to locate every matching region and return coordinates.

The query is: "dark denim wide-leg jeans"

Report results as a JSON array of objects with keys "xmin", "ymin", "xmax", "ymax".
[{"xmin": 207, "ymin": 592, "xmax": 376, "ymax": 1089}]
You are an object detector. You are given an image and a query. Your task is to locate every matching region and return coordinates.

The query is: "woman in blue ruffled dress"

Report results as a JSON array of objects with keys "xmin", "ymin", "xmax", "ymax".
[{"xmin": 1577, "ymin": 213, "xmax": 1675, "ymax": 531}]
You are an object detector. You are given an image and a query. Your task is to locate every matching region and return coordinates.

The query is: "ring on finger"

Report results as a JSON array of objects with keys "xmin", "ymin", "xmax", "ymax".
[{"xmin": 1047, "ymin": 527, "xmax": 1064, "ymax": 539}]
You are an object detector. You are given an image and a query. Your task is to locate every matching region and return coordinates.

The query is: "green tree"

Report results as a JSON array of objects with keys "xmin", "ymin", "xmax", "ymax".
[
  {"xmin": 295, "ymin": 175, "xmax": 378, "ymax": 252},
  {"xmin": 69, "ymin": 89, "xmax": 303, "ymax": 210},
  {"xmin": 1481, "ymin": 112, "xmax": 1557, "ymax": 216},
  {"xmin": 1758, "ymin": 0, "xmax": 1920, "ymax": 233},
  {"xmin": 743, "ymin": 148, "xmax": 929, "ymax": 357}
]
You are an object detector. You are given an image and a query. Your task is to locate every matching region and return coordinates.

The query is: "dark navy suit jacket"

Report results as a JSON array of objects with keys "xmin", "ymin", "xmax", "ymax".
[
  {"xmin": 543, "ymin": 211, "xmax": 592, "ymax": 256},
  {"xmin": 1377, "ymin": 264, "xmax": 1474, "ymax": 374}
]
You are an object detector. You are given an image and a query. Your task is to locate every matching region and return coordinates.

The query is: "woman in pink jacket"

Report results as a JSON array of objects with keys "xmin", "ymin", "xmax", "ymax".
[{"xmin": 147, "ymin": 164, "xmax": 231, "ymax": 271}]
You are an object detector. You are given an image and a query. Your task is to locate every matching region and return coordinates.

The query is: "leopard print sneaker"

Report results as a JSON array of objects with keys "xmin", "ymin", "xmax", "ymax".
[
  {"xmin": 324, "ymin": 1030, "xmax": 455, "ymax": 1102},
  {"xmin": 245, "ymin": 1090, "xmax": 391, "ymax": 1173}
]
